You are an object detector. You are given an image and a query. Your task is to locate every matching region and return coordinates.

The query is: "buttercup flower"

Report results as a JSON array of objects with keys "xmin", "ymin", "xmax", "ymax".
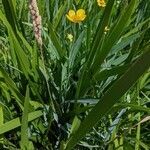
[
  {"xmin": 66, "ymin": 9, "xmax": 86, "ymax": 23},
  {"xmin": 97, "ymin": 0, "xmax": 106, "ymax": 7}
]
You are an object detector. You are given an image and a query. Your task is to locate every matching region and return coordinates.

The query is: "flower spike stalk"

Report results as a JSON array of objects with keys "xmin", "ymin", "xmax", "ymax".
[{"xmin": 29, "ymin": 0, "xmax": 55, "ymax": 111}]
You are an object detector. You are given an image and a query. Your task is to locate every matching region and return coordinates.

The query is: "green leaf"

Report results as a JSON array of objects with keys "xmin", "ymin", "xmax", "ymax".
[
  {"xmin": 93, "ymin": 65, "xmax": 129, "ymax": 82},
  {"xmin": 0, "ymin": 110, "xmax": 43, "ymax": 135},
  {"xmin": 2, "ymin": 0, "xmax": 18, "ymax": 33},
  {"xmin": 0, "ymin": 67, "xmax": 24, "ymax": 110},
  {"xmin": 0, "ymin": 10, "xmax": 31, "ymax": 78},
  {"xmin": 53, "ymin": 2, "xmax": 67, "ymax": 29},
  {"xmin": 69, "ymin": 31, "xmax": 85, "ymax": 69},
  {"xmin": 0, "ymin": 104, "xmax": 3, "ymax": 126},
  {"xmin": 20, "ymin": 86, "xmax": 30, "ymax": 150},
  {"xmin": 113, "ymin": 103, "xmax": 150, "ymax": 113},
  {"xmin": 69, "ymin": 116, "xmax": 81, "ymax": 136},
  {"xmin": 0, "ymin": 104, "xmax": 4, "ymax": 143},
  {"xmin": 48, "ymin": 23, "xmax": 65, "ymax": 59}
]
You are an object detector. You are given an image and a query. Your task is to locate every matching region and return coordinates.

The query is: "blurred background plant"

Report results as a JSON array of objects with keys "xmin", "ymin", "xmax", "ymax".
[{"xmin": 0, "ymin": 0, "xmax": 150, "ymax": 149}]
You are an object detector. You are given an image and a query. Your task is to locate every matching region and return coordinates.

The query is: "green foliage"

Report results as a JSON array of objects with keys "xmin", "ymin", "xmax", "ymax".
[{"xmin": 0, "ymin": 0, "xmax": 150, "ymax": 149}]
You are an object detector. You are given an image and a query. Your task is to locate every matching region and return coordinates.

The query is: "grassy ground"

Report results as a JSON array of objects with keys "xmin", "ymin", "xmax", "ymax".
[{"xmin": 0, "ymin": 0, "xmax": 150, "ymax": 149}]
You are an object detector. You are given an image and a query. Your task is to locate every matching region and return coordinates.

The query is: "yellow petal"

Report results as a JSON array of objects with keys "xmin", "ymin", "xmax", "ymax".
[
  {"xmin": 66, "ymin": 10, "xmax": 76, "ymax": 22},
  {"xmin": 79, "ymin": 14, "xmax": 86, "ymax": 21},
  {"xmin": 76, "ymin": 9, "xmax": 86, "ymax": 21},
  {"xmin": 76, "ymin": 9, "xmax": 85, "ymax": 17},
  {"xmin": 66, "ymin": 14, "xmax": 74, "ymax": 22},
  {"xmin": 68, "ymin": 10, "xmax": 76, "ymax": 17}
]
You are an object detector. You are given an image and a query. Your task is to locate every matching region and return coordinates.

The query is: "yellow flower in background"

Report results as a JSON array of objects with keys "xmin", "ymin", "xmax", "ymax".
[
  {"xmin": 97, "ymin": 0, "xmax": 106, "ymax": 7},
  {"xmin": 66, "ymin": 9, "xmax": 86, "ymax": 23},
  {"xmin": 67, "ymin": 33, "xmax": 73, "ymax": 42},
  {"xmin": 104, "ymin": 26, "xmax": 110, "ymax": 34},
  {"xmin": 104, "ymin": 26, "xmax": 109, "ymax": 31}
]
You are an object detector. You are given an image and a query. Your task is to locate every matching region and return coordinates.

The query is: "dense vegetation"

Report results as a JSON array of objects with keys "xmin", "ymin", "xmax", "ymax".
[{"xmin": 0, "ymin": 0, "xmax": 150, "ymax": 149}]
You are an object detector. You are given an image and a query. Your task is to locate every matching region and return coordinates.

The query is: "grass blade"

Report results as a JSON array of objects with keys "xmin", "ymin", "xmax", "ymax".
[
  {"xmin": 0, "ymin": 110, "xmax": 43, "ymax": 135},
  {"xmin": 20, "ymin": 86, "xmax": 30, "ymax": 149}
]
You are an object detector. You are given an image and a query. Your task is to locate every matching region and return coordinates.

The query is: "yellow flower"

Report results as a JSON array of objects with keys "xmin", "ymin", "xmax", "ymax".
[
  {"xmin": 97, "ymin": 0, "xmax": 106, "ymax": 7},
  {"xmin": 67, "ymin": 33, "xmax": 73, "ymax": 42},
  {"xmin": 104, "ymin": 26, "xmax": 109, "ymax": 31},
  {"xmin": 66, "ymin": 9, "xmax": 86, "ymax": 23},
  {"xmin": 104, "ymin": 26, "xmax": 110, "ymax": 34}
]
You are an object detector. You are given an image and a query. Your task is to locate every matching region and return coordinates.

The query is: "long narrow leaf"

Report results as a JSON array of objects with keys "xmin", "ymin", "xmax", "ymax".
[
  {"xmin": 0, "ymin": 110, "xmax": 43, "ymax": 135},
  {"xmin": 21, "ymin": 86, "xmax": 30, "ymax": 149}
]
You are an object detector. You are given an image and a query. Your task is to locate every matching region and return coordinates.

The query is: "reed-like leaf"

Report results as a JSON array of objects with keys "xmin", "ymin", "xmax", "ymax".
[
  {"xmin": 0, "ymin": 110, "xmax": 43, "ymax": 135},
  {"xmin": 20, "ymin": 86, "xmax": 30, "ymax": 149}
]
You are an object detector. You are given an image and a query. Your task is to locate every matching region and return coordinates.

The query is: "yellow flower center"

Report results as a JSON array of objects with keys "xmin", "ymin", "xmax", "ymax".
[{"xmin": 66, "ymin": 9, "xmax": 86, "ymax": 23}]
